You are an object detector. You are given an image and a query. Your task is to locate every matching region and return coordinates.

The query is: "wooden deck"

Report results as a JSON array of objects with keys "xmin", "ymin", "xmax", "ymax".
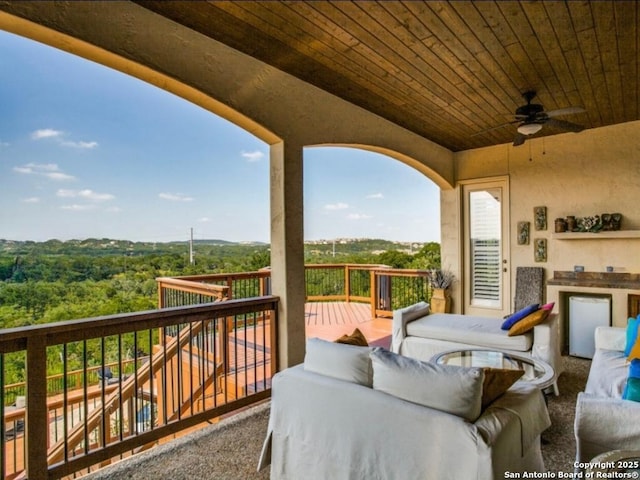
[
  {"xmin": 2, "ymin": 301, "xmax": 391, "ymax": 478},
  {"xmin": 305, "ymin": 301, "xmax": 392, "ymax": 348}
]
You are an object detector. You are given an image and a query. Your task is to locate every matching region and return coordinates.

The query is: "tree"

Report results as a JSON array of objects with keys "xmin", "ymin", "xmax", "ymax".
[
  {"xmin": 410, "ymin": 242, "xmax": 441, "ymax": 270},
  {"xmin": 377, "ymin": 250, "xmax": 412, "ymax": 269}
]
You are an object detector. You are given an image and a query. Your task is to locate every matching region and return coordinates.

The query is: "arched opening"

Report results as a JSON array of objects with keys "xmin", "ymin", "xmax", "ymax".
[
  {"xmin": 0, "ymin": 28, "xmax": 271, "ymax": 244},
  {"xmin": 304, "ymin": 146, "xmax": 441, "ymax": 246}
]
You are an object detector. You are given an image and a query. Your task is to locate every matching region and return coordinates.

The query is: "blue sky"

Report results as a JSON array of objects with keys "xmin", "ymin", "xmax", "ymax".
[{"xmin": 0, "ymin": 30, "xmax": 441, "ymax": 244}]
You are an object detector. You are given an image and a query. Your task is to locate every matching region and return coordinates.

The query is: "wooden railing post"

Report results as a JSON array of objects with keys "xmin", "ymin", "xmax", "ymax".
[
  {"xmin": 26, "ymin": 334, "xmax": 49, "ymax": 480},
  {"xmin": 370, "ymin": 270, "xmax": 377, "ymax": 319},
  {"xmin": 157, "ymin": 281, "xmax": 165, "ymax": 308},
  {"xmin": 344, "ymin": 265, "xmax": 351, "ymax": 302}
]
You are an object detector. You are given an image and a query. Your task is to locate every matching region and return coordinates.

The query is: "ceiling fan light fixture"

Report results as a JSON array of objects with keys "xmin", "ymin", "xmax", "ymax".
[{"xmin": 517, "ymin": 123, "xmax": 543, "ymax": 136}]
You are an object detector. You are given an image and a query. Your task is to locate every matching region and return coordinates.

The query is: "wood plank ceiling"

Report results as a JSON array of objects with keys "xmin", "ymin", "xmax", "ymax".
[{"xmin": 136, "ymin": 1, "xmax": 638, "ymax": 152}]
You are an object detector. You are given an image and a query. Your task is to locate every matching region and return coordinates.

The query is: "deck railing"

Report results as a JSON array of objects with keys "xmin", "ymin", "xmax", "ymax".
[
  {"xmin": 158, "ymin": 264, "xmax": 432, "ymax": 317},
  {"xmin": 0, "ymin": 264, "xmax": 429, "ymax": 479},
  {"xmin": 0, "ymin": 296, "xmax": 278, "ymax": 480}
]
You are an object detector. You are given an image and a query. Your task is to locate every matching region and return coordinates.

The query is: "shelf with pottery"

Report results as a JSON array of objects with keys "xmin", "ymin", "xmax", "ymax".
[{"xmin": 552, "ymin": 230, "xmax": 640, "ymax": 240}]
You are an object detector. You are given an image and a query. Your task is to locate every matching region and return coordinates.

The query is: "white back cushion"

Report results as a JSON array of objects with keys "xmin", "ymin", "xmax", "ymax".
[{"xmin": 370, "ymin": 347, "xmax": 484, "ymax": 421}]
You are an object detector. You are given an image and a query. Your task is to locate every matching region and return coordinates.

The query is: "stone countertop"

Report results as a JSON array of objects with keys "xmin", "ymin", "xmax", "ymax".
[{"xmin": 547, "ymin": 271, "xmax": 640, "ymax": 289}]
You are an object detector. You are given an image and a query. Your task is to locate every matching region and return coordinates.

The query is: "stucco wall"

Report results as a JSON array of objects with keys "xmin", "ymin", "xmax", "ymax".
[{"xmin": 443, "ymin": 120, "xmax": 640, "ymax": 334}]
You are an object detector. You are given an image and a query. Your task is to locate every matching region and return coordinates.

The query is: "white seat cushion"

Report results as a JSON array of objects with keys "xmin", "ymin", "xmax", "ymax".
[
  {"xmin": 584, "ymin": 348, "xmax": 627, "ymax": 398},
  {"xmin": 405, "ymin": 313, "xmax": 533, "ymax": 352}
]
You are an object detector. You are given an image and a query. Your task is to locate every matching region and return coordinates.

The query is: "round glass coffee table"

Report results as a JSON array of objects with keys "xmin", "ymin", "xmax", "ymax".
[
  {"xmin": 585, "ymin": 450, "xmax": 640, "ymax": 477},
  {"xmin": 431, "ymin": 349, "xmax": 555, "ymax": 391}
]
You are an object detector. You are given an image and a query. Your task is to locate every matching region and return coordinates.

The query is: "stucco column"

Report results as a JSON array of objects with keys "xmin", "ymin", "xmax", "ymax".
[{"xmin": 270, "ymin": 141, "xmax": 306, "ymax": 369}]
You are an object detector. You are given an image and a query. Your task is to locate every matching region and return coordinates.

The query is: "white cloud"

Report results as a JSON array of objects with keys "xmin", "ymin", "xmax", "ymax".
[
  {"xmin": 14, "ymin": 163, "xmax": 76, "ymax": 181},
  {"xmin": 366, "ymin": 193, "xmax": 384, "ymax": 199},
  {"xmin": 242, "ymin": 150, "xmax": 264, "ymax": 162},
  {"xmin": 159, "ymin": 192, "xmax": 195, "ymax": 202},
  {"xmin": 105, "ymin": 206, "xmax": 122, "ymax": 213},
  {"xmin": 347, "ymin": 213, "xmax": 373, "ymax": 220},
  {"xmin": 45, "ymin": 172, "xmax": 76, "ymax": 181},
  {"xmin": 22, "ymin": 197, "xmax": 40, "ymax": 203},
  {"xmin": 324, "ymin": 202, "xmax": 349, "ymax": 210},
  {"xmin": 61, "ymin": 204, "xmax": 95, "ymax": 211},
  {"xmin": 57, "ymin": 189, "xmax": 114, "ymax": 201},
  {"xmin": 31, "ymin": 128, "xmax": 98, "ymax": 149},
  {"xmin": 60, "ymin": 140, "xmax": 99, "ymax": 149},
  {"xmin": 198, "ymin": 217, "xmax": 211, "ymax": 223},
  {"xmin": 31, "ymin": 128, "xmax": 63, "ymax": 140}
]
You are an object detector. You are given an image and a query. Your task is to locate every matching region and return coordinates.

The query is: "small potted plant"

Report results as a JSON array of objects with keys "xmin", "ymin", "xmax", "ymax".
[{"xmin": 428, "ymin": 268, "xmax": 455, "ymax": 313}]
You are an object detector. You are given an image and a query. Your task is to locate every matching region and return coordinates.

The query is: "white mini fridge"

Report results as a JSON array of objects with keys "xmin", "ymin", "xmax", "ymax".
[{"xmin": 569, "ymin": 295, "xmax": 611, "ymax": 359}]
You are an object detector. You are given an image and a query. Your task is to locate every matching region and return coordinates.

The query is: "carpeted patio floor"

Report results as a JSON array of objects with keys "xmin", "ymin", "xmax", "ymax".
[{"xmin": 85, "ymin": 355, "xmax": 591, "ymax": 480}]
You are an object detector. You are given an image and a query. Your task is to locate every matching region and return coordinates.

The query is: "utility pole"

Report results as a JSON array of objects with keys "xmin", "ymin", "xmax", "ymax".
[{"xmin": 189, "ymin": 227, "xmax": 194, "ymax": 265}]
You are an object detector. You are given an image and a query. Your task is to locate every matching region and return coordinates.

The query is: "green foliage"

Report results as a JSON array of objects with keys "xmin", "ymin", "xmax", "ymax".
[
  {"xmin": 409, "ymin": 242, "xmax": 442, "ymax": 270},
  {"xmin": 0, "ymin": 237, "xmax": 440, "ymax": 387},
  {"xmin": 376, "ymin": 250, "xmax": 413, "ymax": 269}
]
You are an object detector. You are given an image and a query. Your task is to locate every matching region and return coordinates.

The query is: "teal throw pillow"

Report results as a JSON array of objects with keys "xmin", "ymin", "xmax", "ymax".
[
  {"xmin": 623, "ymin": 359, "xmax": 640, "ymax": 402},
  {"xmin": 624, "ymin": 316, "xmax": 640, "ymax": 356},
  {"xmin": 624, "ymin": 378, "xmax": 640, "ymax": 402},
  {"xmin": 501, "ymin": 303, "xmax": 540, "ymax": 330}
]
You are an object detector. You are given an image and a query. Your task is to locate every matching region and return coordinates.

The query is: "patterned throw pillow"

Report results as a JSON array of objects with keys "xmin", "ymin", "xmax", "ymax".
[
  {"xmin": 335, "ymin": 328, "xmax": 369, "ymax": 347},
  {"xmin": 481, "ymin": 368, "xmax": 524, "ymax": 409},
  {"xmin": 501, "ymin": 303, "xmax": 540, "ymax": 330},
  {"xmin": 508, "ymin": 309, "xmax": 550, "ymax": 336}
]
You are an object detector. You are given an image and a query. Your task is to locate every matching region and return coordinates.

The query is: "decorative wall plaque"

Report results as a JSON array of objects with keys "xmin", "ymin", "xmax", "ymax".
[
  {"xmin": 517, "ymin": 221, "xmax": 530, "ymax": 245},
  {"xmin": 534, "ymin": 206, "xmax": 547, "ymax": 231},
  {"xmin": 534, "ymin": 238, "xmax": 547, "ymax": 263}
]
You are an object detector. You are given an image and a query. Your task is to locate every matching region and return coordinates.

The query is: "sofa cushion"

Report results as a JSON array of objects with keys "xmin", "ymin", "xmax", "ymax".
[
  {"xmin": 585, "ymin": 349, "xmax": 628, "ymax": 398},
  {"xmin": 624, "ymin": 316, "xmax": 640, "ymax": 356},
  {"xmin": 335, "ymin": 328, "xmax": 369, "ymax": 347},
  {"xmin": 501, "ymin": 304, "xmax": 540, "ymax": 330},
  {"xmin": 370, "ymin": 347, "xmax": 483, "ymax": 422},
  {"xmin": 508, "ymin": 309, "xmax": 550, "ymax": 337},
  {"xmin": 481, "ymin": 368, "xmax": 524, "ymax": 409},
  {"xmin": 541, "ymin": 302, "xmax": 555, "ymax": 311},
  {"xmin": 304, "ymin": 338, "xmax": 373, "ymax": 387},
  {"xmin": 405, "ymin": 313, "xmax": 533, "ymax": 352},
  {"xmin": 622, "ymin": 359, "xmax": 640, "ymax": 402}
]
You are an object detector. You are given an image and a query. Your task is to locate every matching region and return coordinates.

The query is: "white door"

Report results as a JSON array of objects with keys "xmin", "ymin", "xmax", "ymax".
[{"xmin": 462, "ymin": 178, "xmax": 511, "ymax": 317}]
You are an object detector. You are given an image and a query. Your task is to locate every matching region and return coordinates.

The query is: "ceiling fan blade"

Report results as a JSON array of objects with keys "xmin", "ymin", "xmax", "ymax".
[
  {"xmin": 545, "ymin": 106, "xmax": 585, "ymax": 117},
  {"xmin": 513, "ymin": 133, "xmax": 526, "ymax": 146},
  {"xmin": 546, "ymin": 118, "xmax": 585, "ymax": 132},
  {"xmin": 471, "ymin": 121, "xmax": 517, "ymax": 137}
]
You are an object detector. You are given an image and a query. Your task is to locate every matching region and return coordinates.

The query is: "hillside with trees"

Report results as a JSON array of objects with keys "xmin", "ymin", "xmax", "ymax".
[
  {"xmin": 0, "ymin": 237, "xmax": 441, "ymax": 385},
  {"xmin": 0, "ymin": 237, "xmax": 441, "ymax": 330}
]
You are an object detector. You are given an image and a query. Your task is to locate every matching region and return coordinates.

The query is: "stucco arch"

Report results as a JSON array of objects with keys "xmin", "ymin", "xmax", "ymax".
[
  {"xmin": 308, "ymin": 143, "xmax": 446, "ymax": 188},
  {"xmin": 0, "ymin": 1, "xmax": 453, "ymax": 367},
  {"xmin": 0, "ymin": 1, "xmax": 454, "ymax": 190}
]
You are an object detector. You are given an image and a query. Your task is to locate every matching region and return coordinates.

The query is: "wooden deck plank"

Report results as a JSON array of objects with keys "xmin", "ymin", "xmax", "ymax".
[{"xmin": 304, "ymin": 301, "xmax": 391, "ymax": 347}]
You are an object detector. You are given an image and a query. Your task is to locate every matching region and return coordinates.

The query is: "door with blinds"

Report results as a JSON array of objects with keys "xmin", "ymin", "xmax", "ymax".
[{"xmin": 462, "ymin": 178, "xmax": 511, "ymax": 317}]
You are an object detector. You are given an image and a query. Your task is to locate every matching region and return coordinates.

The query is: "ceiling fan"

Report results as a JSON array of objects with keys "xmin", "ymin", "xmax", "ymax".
[{"xmin": 479, "ymin": 91, "xmax": 586, "ymax": 146}]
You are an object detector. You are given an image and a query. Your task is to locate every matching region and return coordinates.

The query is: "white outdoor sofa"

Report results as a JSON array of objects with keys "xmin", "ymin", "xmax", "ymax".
[
  {"xmin": 391, "ymin": 302, "xmax": 563, "ymax": 394},
  {"xmin": 574, "ymin": 325, "xmax": 640, "ymax": 463},
  {"xmin": 258, "ymin": 338, "xmax": 551, "ymax": 479}
]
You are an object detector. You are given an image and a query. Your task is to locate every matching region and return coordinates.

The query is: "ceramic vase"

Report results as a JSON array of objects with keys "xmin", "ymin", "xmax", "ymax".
[{"xmin": 431, "ymin": 288, "xmax": 451, "ymax": 313}]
